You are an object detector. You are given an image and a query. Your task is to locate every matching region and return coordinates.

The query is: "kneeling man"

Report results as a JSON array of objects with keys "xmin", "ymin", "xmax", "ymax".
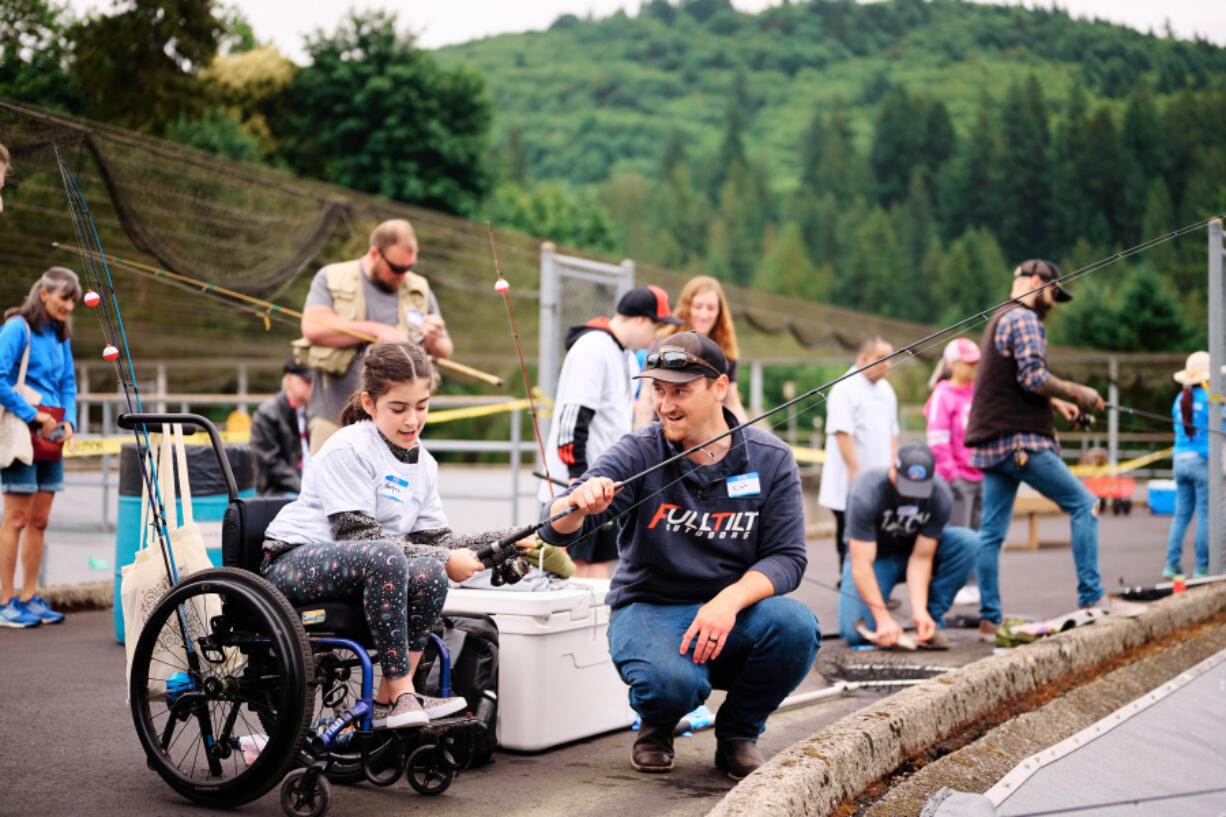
[
  {"xmin": 838, "ymin": 442, "xmax": 977, "ymax": 649},
  {"xmin": 540, "ymin": 332, "xmax": 820, "ymax": 780}
]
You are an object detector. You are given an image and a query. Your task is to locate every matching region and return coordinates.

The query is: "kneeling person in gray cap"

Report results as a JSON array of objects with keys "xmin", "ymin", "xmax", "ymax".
[{"xmin": 838, "ymin": 442, "xmax": 977, "ymax": 649}]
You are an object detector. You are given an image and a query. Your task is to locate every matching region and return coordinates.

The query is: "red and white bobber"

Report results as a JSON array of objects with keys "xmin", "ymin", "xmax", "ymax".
[
  {"xmin": 494, "ymin": 278, "xmax": 509, "ymax": 294},
  {"xmin": 102, "ymin": 344, "xmax": 119, "ymax": 361},
  {"xmin": 83, "ymin": 290, "xmax": 101, "ymax": 307}
]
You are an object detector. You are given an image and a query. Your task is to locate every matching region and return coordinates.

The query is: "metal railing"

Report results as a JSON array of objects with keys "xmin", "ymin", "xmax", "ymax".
[{"xmin": 61, "ymin": 394, "xmax": 538, "ymax": 531}]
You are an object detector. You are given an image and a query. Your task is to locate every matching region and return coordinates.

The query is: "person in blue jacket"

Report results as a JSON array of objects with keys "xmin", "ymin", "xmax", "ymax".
[
  {"xmin": 1164, "ymin": 351, "xmax": 1224, "ymax": 579},
  {"xmin": 540, "ymin": 331, "xmax": 820, "ymax": 781},
  {"xmin": 0, "ymin": 267, "xmax": 80, "ymax": 628}
]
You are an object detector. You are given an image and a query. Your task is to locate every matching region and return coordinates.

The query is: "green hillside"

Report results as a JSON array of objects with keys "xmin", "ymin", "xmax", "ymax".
[{"xmin": 435, "ymin": 0, "xmax": 1225, "ymax": 191}]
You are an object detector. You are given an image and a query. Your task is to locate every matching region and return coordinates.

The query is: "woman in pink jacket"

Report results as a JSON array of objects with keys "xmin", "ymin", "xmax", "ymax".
[{"xmin": 925, "ymin": 338, "xmax": 982, "ymax": 529}]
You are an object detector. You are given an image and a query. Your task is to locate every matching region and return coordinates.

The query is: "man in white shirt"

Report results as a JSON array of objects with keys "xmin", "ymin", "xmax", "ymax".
[{"xmin": 818, "ymin": 336, "xmax": 899, "ymax": 576}]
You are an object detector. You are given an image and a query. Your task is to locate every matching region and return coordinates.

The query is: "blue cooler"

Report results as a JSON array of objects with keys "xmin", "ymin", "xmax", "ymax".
[
  {"xmin": 1146, "ymin": 479, "xmax": 1177, "ymax": 515},
  {"xmin": 113, "ymin": 441, "xmax": 256, "ymax": 642}
]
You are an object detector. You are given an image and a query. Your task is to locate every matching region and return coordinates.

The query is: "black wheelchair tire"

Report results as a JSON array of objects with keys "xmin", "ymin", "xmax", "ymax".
[{"xmin": 129, "ymin": 567, "xmax": 315, "ymax": 808}]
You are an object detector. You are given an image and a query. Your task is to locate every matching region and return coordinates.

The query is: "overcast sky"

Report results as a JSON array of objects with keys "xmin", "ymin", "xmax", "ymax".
[{"xmin": 68, "ymin": 0, "xmax": 1226, "ymax": 62}]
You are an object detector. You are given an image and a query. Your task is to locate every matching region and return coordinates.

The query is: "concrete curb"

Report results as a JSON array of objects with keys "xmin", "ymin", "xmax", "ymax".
[
  {"xmin": 707, "ymin": 584, "xmax": 1226, "ymax": 817},
  {"xmin": 39, "ymin": 580, "xmax": 113, "ymax": 611}
]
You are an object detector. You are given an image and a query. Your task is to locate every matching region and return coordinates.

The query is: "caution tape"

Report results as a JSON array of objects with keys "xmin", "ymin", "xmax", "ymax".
[
  {"xmin": 1069, "ymin": 446, "xmax": 1172, "ymax": 478},
  {"xmin": 65, "ymin": 430, "xmax": 251, "ymax": 457},
  {"xmin": 63, "ymin": 395, "xmax": 555, "ymax": 457}
]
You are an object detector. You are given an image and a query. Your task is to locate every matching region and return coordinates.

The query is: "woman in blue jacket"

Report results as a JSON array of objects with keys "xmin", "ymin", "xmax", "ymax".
[
  {"xmin": 0, "ymin": 267, "xmax": 80, "ymax": 628},
  {"xmin": 1164, "ymin": 351, "xmax": 1223, "ymax": 579}
]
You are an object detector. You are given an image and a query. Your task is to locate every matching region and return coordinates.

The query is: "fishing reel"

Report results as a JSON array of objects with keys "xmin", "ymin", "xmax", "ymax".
[{"xmin": 1073, "ymin": 412, "xmax": 1096, "ymax": 431}]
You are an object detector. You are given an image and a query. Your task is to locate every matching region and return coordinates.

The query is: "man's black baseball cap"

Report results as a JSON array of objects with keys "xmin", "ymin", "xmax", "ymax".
[
  {"xmin": 616, "ymin": 285, "xmax": 683, "ymax": 325},
  {"xmin": 1014, "ymin": 258, "xmax": 1072, "ymax": 302},
  {"xmin": 895, "ymin": 442, "xmax": 937, "ymax": 499},
  {"xmin": 633, "ymin": 331, "xmax": 727, "ymax": 383}
]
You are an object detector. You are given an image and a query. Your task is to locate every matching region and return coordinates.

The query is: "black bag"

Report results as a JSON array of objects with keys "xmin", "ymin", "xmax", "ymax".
[{"xmin": 414, "ymin": 613, "xmax": 499, "ymax": 767}]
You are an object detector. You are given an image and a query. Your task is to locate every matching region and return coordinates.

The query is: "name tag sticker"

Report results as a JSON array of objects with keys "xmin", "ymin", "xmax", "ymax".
[
  {"xmin": 727, "ymin": 472, "xmax": 761, "ymax": 498},
  {"xmin": 301, "ymin": 609, "xmax": 325, "ymax": 625}
]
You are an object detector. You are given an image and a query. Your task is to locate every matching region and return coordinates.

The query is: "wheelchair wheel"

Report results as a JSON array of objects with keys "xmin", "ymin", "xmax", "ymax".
[
  {"xmin": 306, "ymin": 647, "xmax": 399, "ymax": 784},
  {"xmin": 129, "ymin": 567, "xmax": 315, "ymax": 808},
  {"xmin": 280, "ymin": 768, "xmax": 332, "ymax": 817},
  {"xmin": 406, "ymin": 744, "xmax": 455, "ymax": 795}
]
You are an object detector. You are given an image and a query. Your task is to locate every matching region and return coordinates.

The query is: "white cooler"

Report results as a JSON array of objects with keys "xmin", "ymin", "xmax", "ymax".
[{"xmin": 441, "ymin": 578, "xmax": 635, "ymax": 751}]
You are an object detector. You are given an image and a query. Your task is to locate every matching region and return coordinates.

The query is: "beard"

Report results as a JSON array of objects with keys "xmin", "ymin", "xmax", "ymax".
[
  {"xmin": 1031, "ymin": 296, "xmax": 1052, "ymax": 319},
  {"xmin": 372, "ymin": 273, "xmax": 400, "ymax": 294}
]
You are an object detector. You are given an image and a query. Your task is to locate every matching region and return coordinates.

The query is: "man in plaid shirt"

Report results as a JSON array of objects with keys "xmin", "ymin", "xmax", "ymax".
[{"xmin": 965, "ymin": 259, "xmax": 1143, "ymax": 642}]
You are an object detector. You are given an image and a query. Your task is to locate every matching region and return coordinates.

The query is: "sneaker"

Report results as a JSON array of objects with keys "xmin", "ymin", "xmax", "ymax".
[
  {"xmin": 953, "ymin": 585, "xmax": 981, "ymax": 607},
  {"xmin": 414, "ymin": 692, "xmax": 468, "ymax": 720},
  {"xmin": 918, "ymin": 629, "xmax": 950, "ymax": 650},
  {"xmin": 0, "ymin": 598, "xmax": 42, "ymax": 629},
  {"xmin": 22, "ymin": 595, "xmax": 64, "ymax": 624},
  {"xmin": 371, "ymin": 693, "xmax": 428, "ymax": 730},
  {"xmin": 978, "ymin": 619, "xmax": 999, "ymax": 643},
  {"xmin": 1192, "ymin": 568, "xmax": 1209, "ymax": 579},
  {"xmin": 1084, "ymin": 594, "xmax": 1147, "ymax": 618},
  {"xmin": 1162, "ymin": 565, "xmax": 1182, "ymax": 579}
]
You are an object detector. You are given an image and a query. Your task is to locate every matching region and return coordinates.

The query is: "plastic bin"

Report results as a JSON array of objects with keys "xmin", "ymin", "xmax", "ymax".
[
  {"xmin": 442, "ymin": 578, "xmax": 635, "ymax": 751},
  {"xmin": 1147, "ymin": 479, "xmax": 1177, "ymax": 515},
  {"xmin": 113, "ymin": 442, "xmax": 257, "ymax": 642}
]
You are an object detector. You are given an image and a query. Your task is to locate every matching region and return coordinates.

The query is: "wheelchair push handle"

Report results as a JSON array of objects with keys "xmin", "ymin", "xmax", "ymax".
[{"xmin": 117, "ymin": 412, "xmax": 239, "ymax": 501}]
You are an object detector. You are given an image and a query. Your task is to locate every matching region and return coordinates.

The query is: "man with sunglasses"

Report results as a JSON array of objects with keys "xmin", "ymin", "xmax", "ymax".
[
  {"xmin": 540, "ymin": 331, "xmax": 819, "ymax": 781},
  {"xmin": 296, "ymin": 219, "xmax": 452, "ymax": 452}
]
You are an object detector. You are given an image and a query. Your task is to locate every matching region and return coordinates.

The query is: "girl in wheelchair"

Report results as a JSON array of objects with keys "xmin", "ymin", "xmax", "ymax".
[{"xmin": 260, "ymin": 342, "xmax": 522, "ymax": 730}]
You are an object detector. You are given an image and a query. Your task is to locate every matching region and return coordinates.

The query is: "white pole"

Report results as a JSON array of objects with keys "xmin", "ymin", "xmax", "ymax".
[{"xmin": 1208, "ymin": 220, "xmax": 1224, "ymax": 576}]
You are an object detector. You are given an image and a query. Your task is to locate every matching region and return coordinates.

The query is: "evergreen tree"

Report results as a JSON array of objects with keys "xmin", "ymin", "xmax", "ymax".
[
  {"xmin": 709, "ymin": 69, "xmax": 750, "ymax": 201},
  {"xmin": 1121, "ymin": 81, "xmax": 1162, "ymax": 179},
  {"xmin": 841, "ymin": 206, "xmax": 907, "ymax": 317},
  {"xmin": 939, "ymin": 227, "xmax": 1006, "ymax": 326},
  {"xmin": 991, "ymin": 76, "xmax": 1052, "ymax": 261},
  {"xmin": 870, "ymin": 87, "xmax": 920, "ymax": 206},
  {"xmin": 752, "ymin": 222, "xmax": 824, "ymax": 301},
  {"xmin": 939, "ymin": 92, "xmax": 994, "ymax": 240},
  {"xmin": 1140, "ymin": 177, "xmax": 1176, "ymax": 271}
]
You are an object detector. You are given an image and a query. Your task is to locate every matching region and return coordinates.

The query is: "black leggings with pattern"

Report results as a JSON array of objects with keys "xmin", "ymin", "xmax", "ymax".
[{"xmin": 262, "ymin": 541, "xmax": 447, "ymax": 679}]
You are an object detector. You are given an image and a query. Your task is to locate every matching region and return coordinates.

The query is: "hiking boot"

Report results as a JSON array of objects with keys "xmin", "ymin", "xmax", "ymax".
[
  {"xmin": 415, "ymin": 692, "xmax": 468, "ymax": 720},
  {"xmin": 631, "ymin": 722, "xmax": 676, "ymax": 772},
  {"xmin": 978, "ymin": 619, "xmax": 999, "ymax": 643},
  {"xmin": 22, "ymin": 595, "xmax": 64, "ymax": 624},
  {"xmin": 1162, "ymin": 564, "xmax": 1182, "ymax": 579},
  {"xmin": 372, "ymin": 693, "xmax": 428, "ymax": 729},
  {"xmin": 918, "ymin": 629, "xmax": 950, "ymax": 650},
  {"xmin": 714, "ymin": 739, "xmax": 764, "ymax": 780},
  {"xmin": 0, "ymin": 598, "xmax": 41, "ymax": 629},
  {"xmin": 1084, "ymin": 594, "xmax": 1146, "ymax": 618}
]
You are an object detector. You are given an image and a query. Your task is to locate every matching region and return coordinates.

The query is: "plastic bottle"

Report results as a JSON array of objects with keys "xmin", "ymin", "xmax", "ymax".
[{"xmin": 474, "ymin": 689, "xmax": 497, "ymax": 731}]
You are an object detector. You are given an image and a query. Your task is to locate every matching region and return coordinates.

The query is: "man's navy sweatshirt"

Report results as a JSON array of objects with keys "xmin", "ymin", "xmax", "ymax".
[{"xmin": 538, "ymin": 409, "xmax": 807, "ymax": 610}]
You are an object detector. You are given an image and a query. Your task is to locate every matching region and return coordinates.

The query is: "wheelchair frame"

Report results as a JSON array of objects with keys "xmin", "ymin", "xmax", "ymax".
[{"xmin": 122, "ymin": 413, "xmax": 485, "ymax": 817}]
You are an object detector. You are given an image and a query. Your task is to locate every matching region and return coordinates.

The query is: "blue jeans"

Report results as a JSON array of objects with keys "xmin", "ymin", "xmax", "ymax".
[
  {"xmin": 977, "ymin": 449, "xmax": 1102, "ymax": 623},
  {"xmin": 608, "ymin": 597, "xmax": 820, "ymax": 741},
  {"xmin": 837, "ymin": 527, "xmax": 978, "ymax": 645},
  {"xmin": 1, "ymin": 458, "xmax": 65, "ymax": 493},
  {"xmin": 1166, "ymin": 455, "xmax": 1210, "ymax": 573}
]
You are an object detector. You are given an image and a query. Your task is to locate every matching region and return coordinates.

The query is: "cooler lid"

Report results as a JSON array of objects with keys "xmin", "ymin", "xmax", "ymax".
[{"xmin": 443, "ymin": 578, "xmax": 609, "ymax": 617}]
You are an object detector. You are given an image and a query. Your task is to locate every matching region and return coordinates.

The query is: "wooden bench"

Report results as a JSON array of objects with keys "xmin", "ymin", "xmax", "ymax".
[{"xmin": 1005, "ymin": 494, "xmax": 1069, "ymax": 550}]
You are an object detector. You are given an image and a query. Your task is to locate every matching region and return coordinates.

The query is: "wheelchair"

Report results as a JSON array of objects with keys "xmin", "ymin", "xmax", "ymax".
[{"xmin": 122, "ymin": 413, "xmax": 486, "ymax": 817}]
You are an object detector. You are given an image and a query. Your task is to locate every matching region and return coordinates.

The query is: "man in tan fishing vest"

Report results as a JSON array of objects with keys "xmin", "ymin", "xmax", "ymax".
[{"xmin": 298, "ymin": 219, "xmax": 453, "ymax": 453}]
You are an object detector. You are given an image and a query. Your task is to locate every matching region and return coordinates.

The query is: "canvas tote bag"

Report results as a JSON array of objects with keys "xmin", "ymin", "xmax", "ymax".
[
  {"xmin": 121, "ymin": 426, "xmax": 224, "ymax": 686},
  {"xmin": 0, "ymin": 320, "xmax": 39, "ymax": 469}
]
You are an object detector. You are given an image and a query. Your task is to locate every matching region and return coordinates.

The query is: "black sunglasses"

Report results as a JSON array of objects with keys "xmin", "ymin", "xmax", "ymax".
[
  {"xmin": 378, "ymin": 247, "xmax": 415, "ymax": 275},
  {"xmin": 645, "ymin": 349, "xmax": 721, "ymax": 377}
]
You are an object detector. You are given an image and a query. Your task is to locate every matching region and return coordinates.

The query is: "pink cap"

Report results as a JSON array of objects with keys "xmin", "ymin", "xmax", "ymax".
[{"xmin": 943, "ymin": 338, "xmax": 980, "ymax": 364}]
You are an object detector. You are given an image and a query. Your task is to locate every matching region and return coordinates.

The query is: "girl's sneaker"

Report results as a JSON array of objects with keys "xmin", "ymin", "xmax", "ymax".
[
  {"xmin": 22, "ymin": 595, "xmax": 64, "ymax": 624},
  {"xmin": 0, "ymin": 598, "xmax": 42, "ymax": 628},
  {"xmin": 372, "ymin": 693, "xmax": 428, "ymax": 729},
  {"xmin": 415, "ymin": 693, "xmax": 469, "ymax": 720},
  {"xmin": 1192, "ymin": 568, "xmax": 1209, "ymax": 579},
  {"xmin": 1162, "ymin": 565, "xmax": 1182, "ymax": 579}
]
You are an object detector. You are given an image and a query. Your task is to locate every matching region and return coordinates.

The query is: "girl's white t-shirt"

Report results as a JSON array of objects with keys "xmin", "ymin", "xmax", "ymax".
[{"xmin": 265, "ymin": 420, "xmax": 447, "ymax": 545}]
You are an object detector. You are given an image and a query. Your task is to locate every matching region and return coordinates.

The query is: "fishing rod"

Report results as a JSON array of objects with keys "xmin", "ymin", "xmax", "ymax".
[
  {"xmin": 53, "ymin": 243, "xmax": 505, "ymax": 387},
  {"xmin": 488, "ymin": 222, "xmax": 554, "ymax": 498},
  {"xmin": 1104, "ymin": 401, "xmax": 1226, "ymax": 437},
  {"xmin": 476, "ymin": 213, "xmax": 1226, "ymax": 564}
]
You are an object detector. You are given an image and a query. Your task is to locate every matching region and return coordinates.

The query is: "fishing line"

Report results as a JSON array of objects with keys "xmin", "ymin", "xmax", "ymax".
[{"xmin": 479, "ymin": 215, "xmax": 1225, "ymax": 615}]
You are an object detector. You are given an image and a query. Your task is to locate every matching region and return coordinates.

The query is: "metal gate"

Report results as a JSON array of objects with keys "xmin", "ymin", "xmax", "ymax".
[{"xmin": 537, "ymin": 242, "xmax": 635, "ymax": 405}]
